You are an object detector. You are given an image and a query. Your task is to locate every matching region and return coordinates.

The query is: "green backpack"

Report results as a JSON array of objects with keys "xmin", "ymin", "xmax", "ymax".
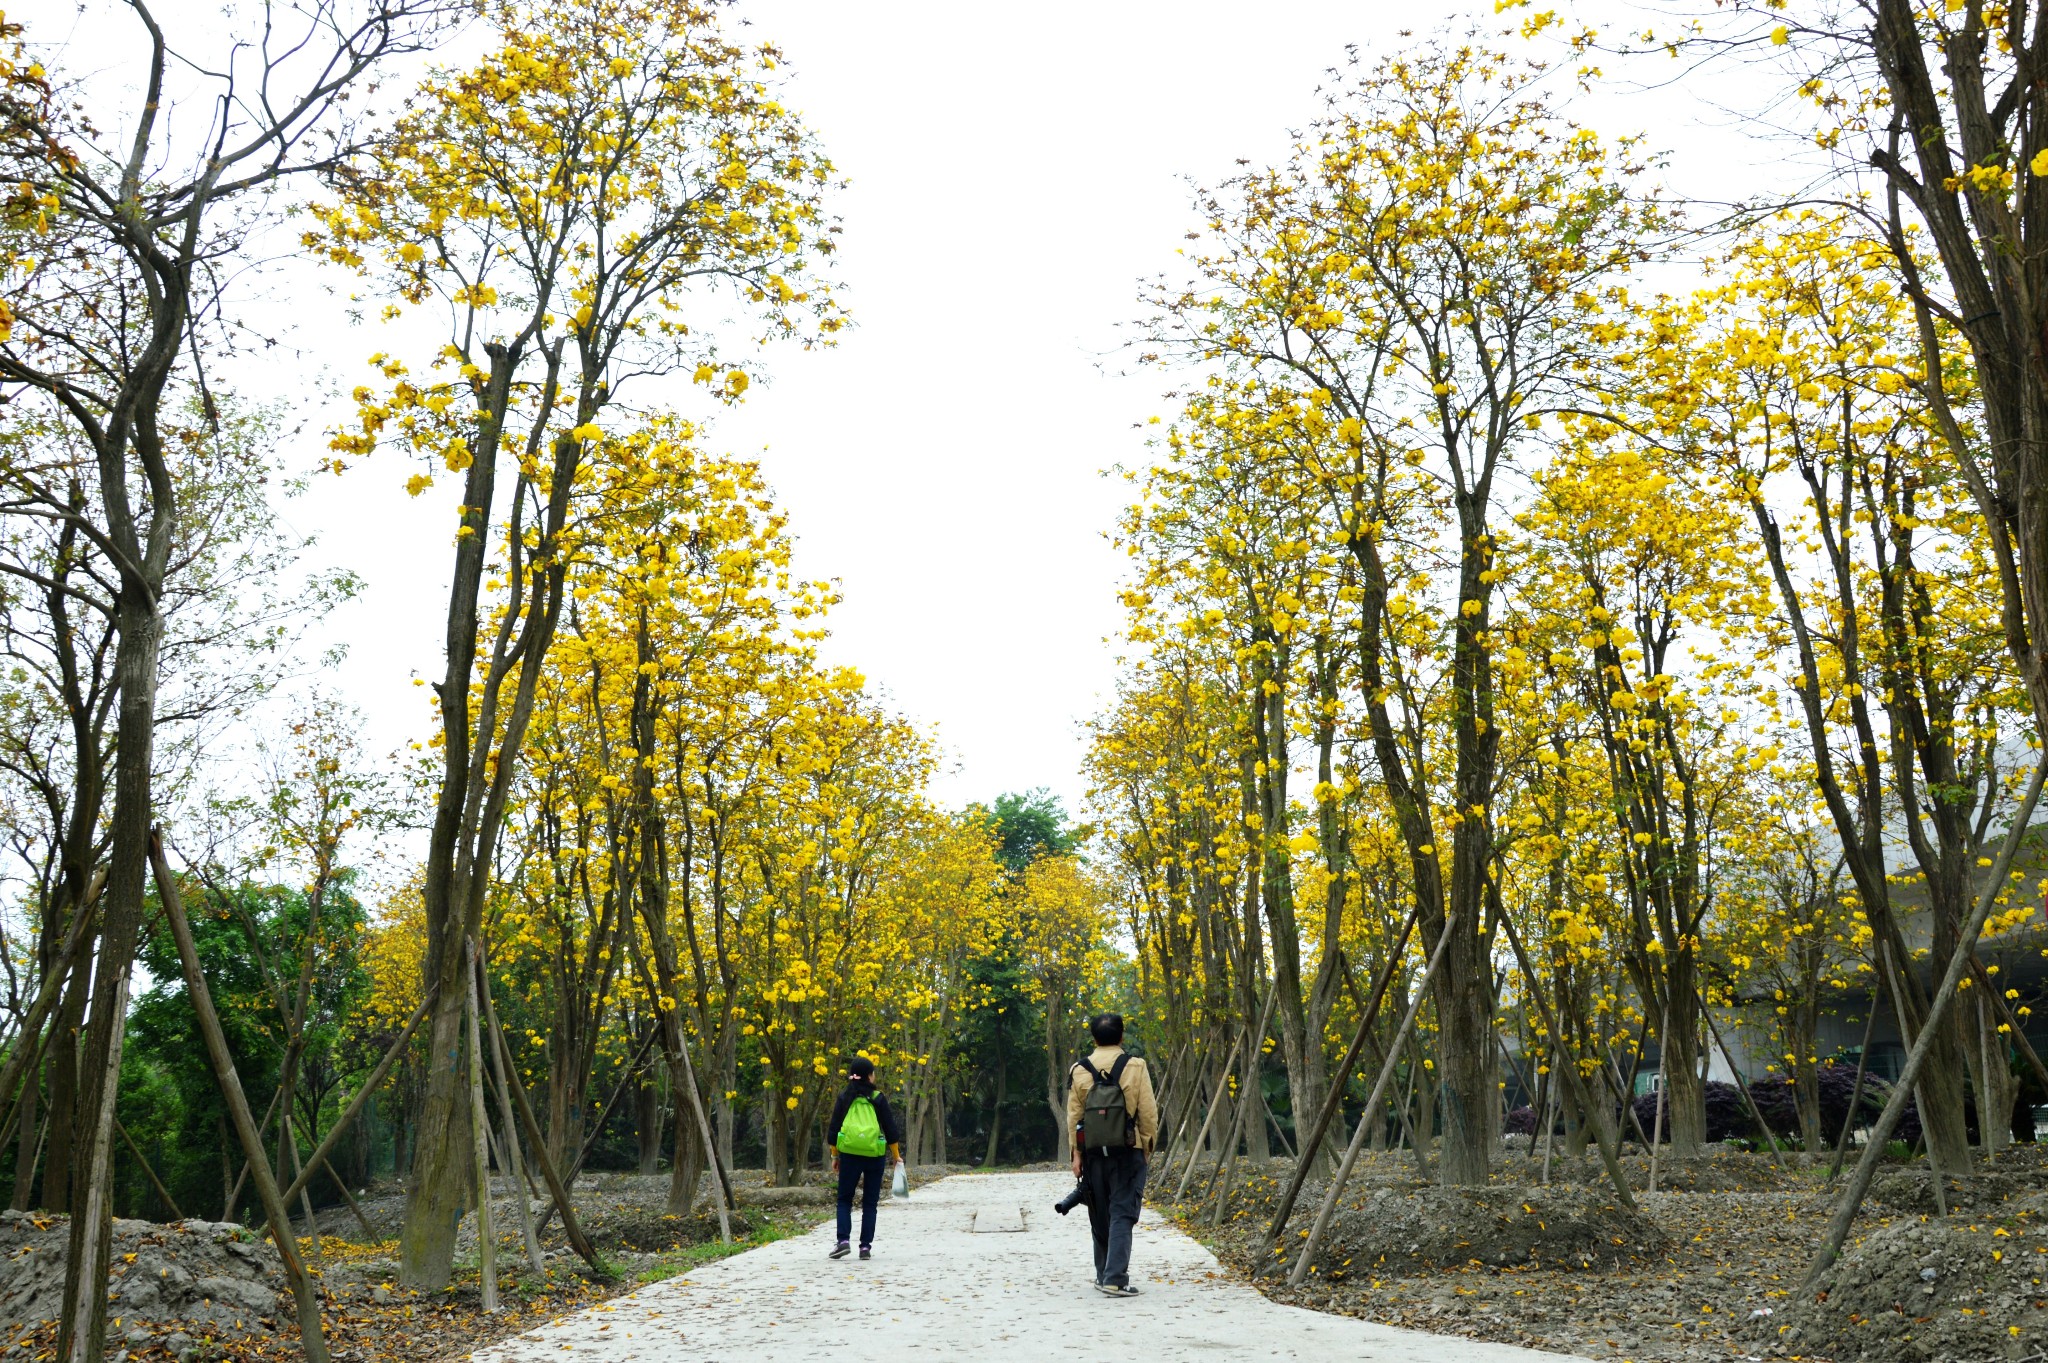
[{"xmin": 839, "ymin": 1092, "xmax": 888, "ymax": 1157}]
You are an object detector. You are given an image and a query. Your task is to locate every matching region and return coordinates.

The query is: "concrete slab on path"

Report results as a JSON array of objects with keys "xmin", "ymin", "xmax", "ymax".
[{"xmin": 474, "ymin": 1170, "xmax": 1589, "ymax": 1363}]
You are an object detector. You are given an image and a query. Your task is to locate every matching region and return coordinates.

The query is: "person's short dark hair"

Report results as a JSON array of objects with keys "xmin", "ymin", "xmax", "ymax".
[
  {"xmin": 1089, "ymin": 1013, "xmax": 1124, "ymax": 1046},
  {"xmin": 847, "ymin": 1055, "xmax": 875, "ymax": 1079}
]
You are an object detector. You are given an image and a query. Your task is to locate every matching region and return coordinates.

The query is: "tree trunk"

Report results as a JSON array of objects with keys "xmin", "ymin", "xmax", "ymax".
[
  {"xmin": 667, "ymin": 1097, "xmax": 703, "ymax": 1215},
  {"xmin": 636, "ymin": 1082, "xmax": 663, "ymax": 1175},
  {"xmin": 56, "ymin": 595, "xmax": 159, "ymax": 1363},
  {"xmin": 766, "ymin": 1082, "xmax": 787, "ymax": 1185},
  {"xmin": 1044, "ymin": 989, "xmax": 1073, "ymax": 1164},
  {"xmin": 1253, "ymin": 642, "xmax": 1315, "ymax": 1153},
  {"xmin": 1431, "ymin": 922, "xmax": 1493, "ymax": 1186},
  {"xmin": 716, "ymin": 1035, "xmax": 736, "ymax": 1173},
  {"xmin": 1970, "ymin": 992, "xmax": 2017, "ymax": 1154},
  {"xmin": 38, "ymin": 950, "xmax": 91, "ymax": 1212},
  {"xmin": 8, "ymin": 1079, "xmax": 37, "ymax": 1211},
  {"xmin": 983, "ymin": 1049, "xmax": 1005, "ymax": 1167},
  {"xmin": 1662, "ymin": 981, "xmax": 1706, "ymax": 1158},
  {"xmin": 1921, "ymin": 875, "xmax": 1980, "ymax": 1173},
  {"xmin": 398, "ymin": 984, "xmax": 473, "ymax": 1288}
]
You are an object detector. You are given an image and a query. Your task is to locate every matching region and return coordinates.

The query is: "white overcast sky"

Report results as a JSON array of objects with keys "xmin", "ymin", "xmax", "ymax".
[
  {"xmin": 309, "ymin": 0, "xmax": 1790, "ymax": 817},
  {"xmin": 311, "ymin": 0, "xmax": 1517, "ymax": 816},
  {"xmin": 30, "ymin": 0, "xmax": 1788, "ymax": 824}
]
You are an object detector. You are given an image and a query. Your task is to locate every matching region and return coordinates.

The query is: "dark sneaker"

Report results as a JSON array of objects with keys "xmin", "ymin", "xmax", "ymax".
[
  {"xmin": 1096, "ymin": 1282, "xmax": 1138, "ymax": 1297},
  {"xmin": 858, "ymin": 1246, "xmax": 872, "ymax": 1260},
  {"xmin": 829, "ymin": 1242, "xmax": 851, "ymax": 1259}
]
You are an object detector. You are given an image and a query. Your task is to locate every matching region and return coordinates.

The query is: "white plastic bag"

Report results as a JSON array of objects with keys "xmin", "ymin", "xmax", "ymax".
[{"xmin": 891, "ymin": 1160, "xmax": 908, "ymax": 1199}]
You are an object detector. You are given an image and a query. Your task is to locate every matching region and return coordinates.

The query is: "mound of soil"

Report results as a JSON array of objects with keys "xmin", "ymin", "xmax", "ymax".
[
  {"xmin": 1868, "ymin": 1167, "xmax": 2035, "ymax": 1214},
  {"xmin": 1273, "ymin": 1184, "xmax": 1667, "ymax": 1276},
  {"xmin": 0, "ymin": 1210, "xmax": 289, "ymax": 1346},
  {"xmin": 590, "ymin": 1206, "xmax": 757, "ymax": 1251},
  {"xmin": 1531, "ymin": 1148, "xmax": 1791, "ymax": 1194},
  {"xmin": 1775, "ymin": 1192, "xmax": 2048, "ymax": 1361}
]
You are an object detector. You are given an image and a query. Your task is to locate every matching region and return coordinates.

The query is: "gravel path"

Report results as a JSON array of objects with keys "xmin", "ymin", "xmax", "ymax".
[{"xmin": 473, "ymin": 1170, "xmax": 1589, "ymax": 1362}]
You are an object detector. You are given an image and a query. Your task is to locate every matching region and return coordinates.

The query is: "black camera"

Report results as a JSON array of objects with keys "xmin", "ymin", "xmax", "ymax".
[{"xmin": 1052, "ymin": 1179, "xmax": 1089, "ymax": 1216}]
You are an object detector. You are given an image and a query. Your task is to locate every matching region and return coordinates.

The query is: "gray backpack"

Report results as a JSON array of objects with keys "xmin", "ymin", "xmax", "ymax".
[{"xmin": 1077, "ymin": 1053, "xmax": 1133, "ymax": 1152}]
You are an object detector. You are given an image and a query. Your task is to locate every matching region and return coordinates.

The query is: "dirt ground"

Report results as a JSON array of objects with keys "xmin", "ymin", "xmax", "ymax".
[
  {"xmin": 0, "ymin": 1168, "xmax": 848, "ymax": 1362},
  {"xmin": 1155, "ymin": 1142, "xmax": 2048, "ymax": 1362}
]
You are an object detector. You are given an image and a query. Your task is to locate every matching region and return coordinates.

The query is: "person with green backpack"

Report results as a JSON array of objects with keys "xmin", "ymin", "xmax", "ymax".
[{"xmin": 825, "ymin": 1055, "xmax": 904, "ymax": 1260}]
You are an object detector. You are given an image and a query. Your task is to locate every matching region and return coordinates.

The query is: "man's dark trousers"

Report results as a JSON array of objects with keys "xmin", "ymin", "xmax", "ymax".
[
  {"xmin": 836, "ymin": 1154, "xmax": 885, "ymax": 1247},
  {"xmin": 1082, "ymin": 1146, "xmax": 1147, "ymax": 1287}
]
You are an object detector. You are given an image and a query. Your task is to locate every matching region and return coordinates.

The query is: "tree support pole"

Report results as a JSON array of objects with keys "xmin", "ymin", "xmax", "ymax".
[
  {"xmin": 1200, "ymin": 985, "xmax": 1278, "ymax": 1218},
  {"xmin": 1878, "ymin": 943, "xmax": 1949, "ymax": 1212},
  {"xmin": 1972, "ymin": 955, "xmax": 2048, "ymax": 1099},
  {"xmin": 1288, "ymin": 913, "xmax": 1457, "ymax": 1286},
  {"xmin": 655, "ymin": 1005, "xmax": 732, "ymax": 1242},
  {"xmin": 279, "ymin": 992, "xmax": 435, "ymax": 1206},
  {"xmin": 282, "ymin": 1113, "xmax": 322, "ymax": 1260},
  {"xmin": 463, "ymin": 941, "xmax": 499, "ymax": 1312},
  {"xmin": 1699, "ymin": 988, "xmax": 1782, "ymax": 1170},
  {"xmin": 152, "ymin": 833, "xmax": 329, "ymax": 1363},
  {"xmin": 115, "ymin": 1119, "xmax": 184, "ymax": 1221},
  {"xmin": 479, "ymin": 975, "xmax": 545, "ymax": 1273},
  {"xmin": 1170, "ymin": 1042, "xmax": 1238, "ymax": 1201},
  {"xmin": 1495, "ymin": 904, "xmax": 1636, "ymax": 1211},
  {"xmin": 321, "ymin": 1157, "xmax": 379, "ymax": 1240},
  {"xmin": 1806, "ymin": 755, "xmax": 2048, "ymax": 1287},
  {"xmin": 535, "ymin": 1024, "xmax": 661, "ymax": 1237},
  {"xmin": 1260, "ymin": 904, "xmax": 1420, "ymax": 1254},
  {"xmin": 1647, "ymin": 996, "xmax": 1669, "ymax": 1194},
  {"xmin": 476, "ymin": 954, "xmax": 605, "ymax": 1272},
  {"xmin": 1825, "ymin": 985, "xmax": 1884, "ymax": 1183},
  {"xmin": 1539, "ymin": 1077, "xmax": 1558, "ymax": 1185}
]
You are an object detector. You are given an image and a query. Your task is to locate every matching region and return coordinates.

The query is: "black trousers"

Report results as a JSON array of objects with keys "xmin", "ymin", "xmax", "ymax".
[
  {"xmin": 836, "ymin": 1154, "xmax": 884, "ymax": 1247},
  {"xmin": 1081, "ymin": 1146, "xmax": 1147, "ymax": 1286}
]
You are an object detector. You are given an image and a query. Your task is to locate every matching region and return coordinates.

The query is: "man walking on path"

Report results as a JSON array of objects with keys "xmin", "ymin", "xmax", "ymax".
[
  {"xmin": 1067, "ymin": 1012, "xmax": 1159, "ymax": 1297},
  {"xmin": 826, "ymin": 1056, "xmax": 904, "ymax": 1260}
]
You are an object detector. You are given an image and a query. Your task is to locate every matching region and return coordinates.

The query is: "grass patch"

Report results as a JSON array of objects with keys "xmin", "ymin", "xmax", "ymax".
[{"xmin": 635, "ymin": 1213, "xmax": 805, "ymax": 1284}]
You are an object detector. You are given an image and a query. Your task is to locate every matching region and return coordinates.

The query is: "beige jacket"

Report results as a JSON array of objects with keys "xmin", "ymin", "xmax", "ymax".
[{"xmin": 1066, "ymin": 1045, "xmax": 1160, "ymax": 1153}]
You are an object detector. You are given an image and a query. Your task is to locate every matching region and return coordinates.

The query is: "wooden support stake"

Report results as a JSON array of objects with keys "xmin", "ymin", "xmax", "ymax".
[
  {"xmin": 1700, "ymin": 989, "xmax": 1782, "ymax": 1171},
  {"xmin": 1260, "ymin": 904, "xmax": 1420, "ymax": 1255},
  {"xmin": 1171, "ymin": 1045, "xmax": 1238, "ymax": 1202},
  {"xmin": 480, "ymin": 986, "xmax": 545, "ymax": 1274},
  {"xmin": 1288, "ymin": 912, "xmax": 1458, "ymax": 1286},
  {"xmin": 1806, "ymin": 755, "xmax": 2048, "ymax": 1287},
  {"xmin": 1973, "ymin": 955, "xmax": 2048, "ymax": 1099},
  {"xmin": 534, "ymin": 1023, "xmax": 661, "ymax": 1238},
  {"xmin": 152, "ymin": 832, "xmax": 330, "ymax": 1363},
  {"xmin": 1540, "ymin": 1077, "xmax": 1557, "ymax": 1185},
  {"xmin": 280, "ymin": 991, "xmax": 435, "ymax": 1206},
  {"xmin": 476, "ymin": 955, "xmax": 604, "ymax": 1272},
  {"xmin": 321, "ymin": 1156, "xmax": 378, "ymax": 1240},
  {"xmin": 115, "ymin": 1118, "xmax": 184, "ymax": 1221},
  {"xmin": 1878, "ymin": 943, "xmax": 1945, "ymax": 1212},
  {"xmin": 1825, "ymin": 987, "xmax": 1883, "ymax": 1183},
  {"xmin": 464, "ymin": 941, "xmax": 499, "ymax": 1312},
  {"xmin": 1199, "ymin": 985, "xmax": 1279, "ymax": 1219},
  {"xmin": 1647, "ymin": 996, "xmax": 1669, "ymax": 1195},
  {"xmin": 1495, "ymin": 904, "xmax": 1636, "ymax": 1210},
  {"xmin": 283, "ymin": 1113, "xmax": 322, "ymax": 1261}
]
